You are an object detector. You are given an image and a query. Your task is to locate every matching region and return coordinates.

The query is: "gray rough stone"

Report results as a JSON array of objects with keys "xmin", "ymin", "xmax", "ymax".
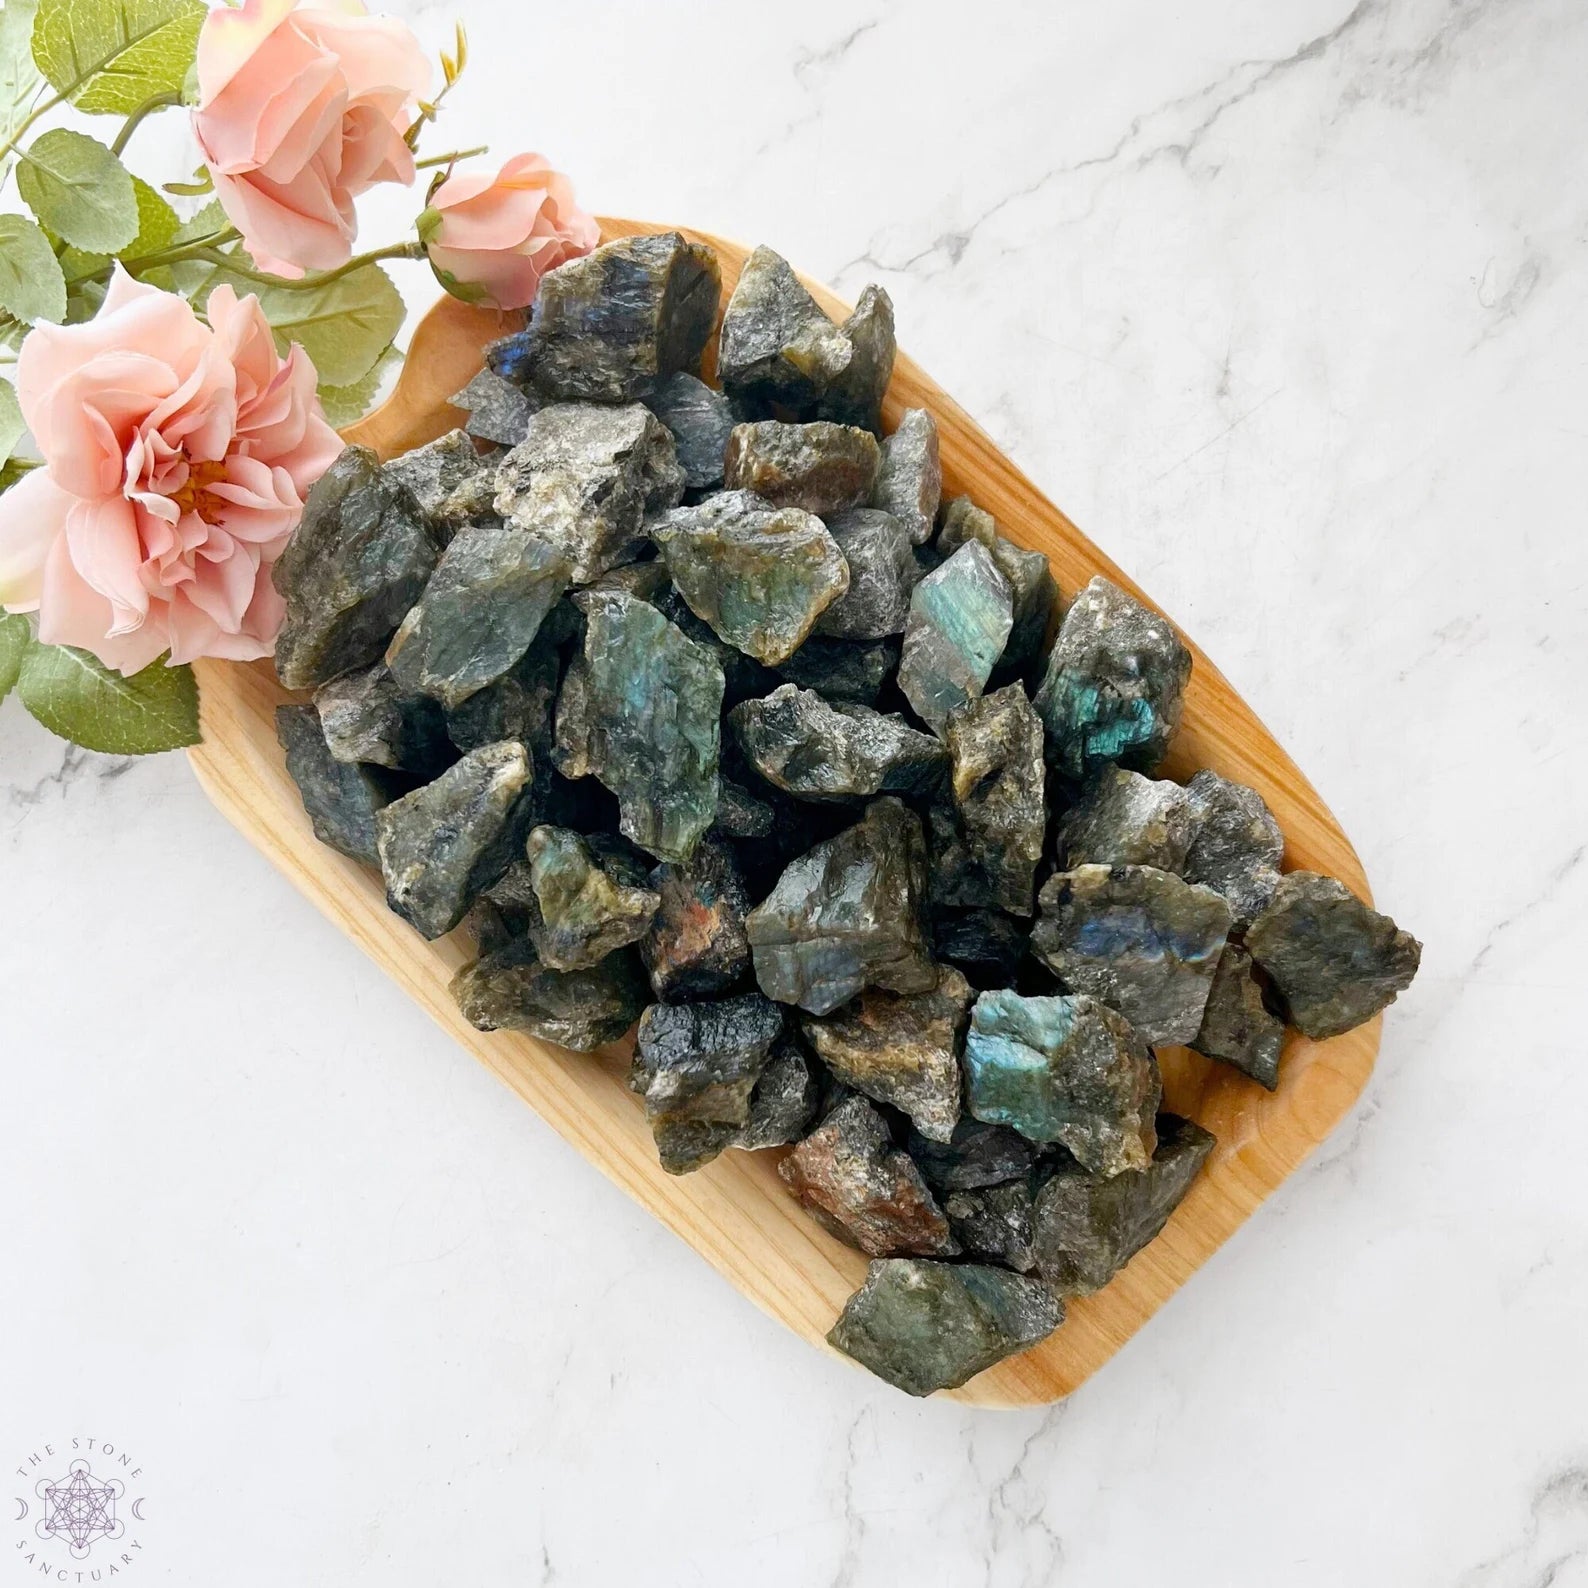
[
  {"xmin": 944, "ymin": 1180, "xmax": 1039, "ymax": 1272},
  {"xmin": 1034, "ymin": 576, "xmax": 1191, "ymax": 779},
  {"xmin": 383, "ymin": 429, "xmax": 498, "ymax": 541},
  {"xmin": 1182, "ymin": 770, "xmax": 1286, "ymax": 931},
  {"xmin": 777, "ymin": 635, "xmax": 900, "ymax": 705},
  {"xmin": 1244, "ymin": 871, "xmax": 1422, "ymax": 1039},
  {"xmin": 523, "ymin": 231, "xmax": 721, "ymax": 401},
  {"xmin": 828, "ymin": 1258, "xmax": 1064, "ymax": 1396},
  {"xmin": 964, "ymin": 989, "xmax": 1162, "ymax": 1175},
  {"xmin": 899, "ymin": 541, "xmax": 1013, "ymax": 732},
  {"xmin": 800, "ymin": 966, "xmax": 972, "ymax": 1143},
  {"xmin": 652, "ymin": 492, "xmax": 849, "ymax": 666},
  {"xmin": 640, "ymin": 837, "xmax": 753, "ymax": 1001},
  {"xmin": 1032, "ymin": 1114, "xmax": 1215, "ymax": 1296},
  {"xmin": 819, "ymin": 284, "xmax": 896, "ymax": 434},
  {"xmin": 723, "ymin": 421, "xmax": 881, "ymax": 516},
  {"xmin": 494, "ymin": 403, "xmax": 685, "ymax": 583},
  {"xmin": 936, "ymin": 496, "xmax": 1057, "ymax": 672},
  {"xmin": 746, "ymin": 797, "xmax": 937, "ymax": 1015},
  {"xmin": 312, "ymin": 662, "xmax": 449, "ymax": 774},
  {"xmin": 385, "ymin": 520, "xmax": 571, "ymax": 708},
  {"xmin": 870, "ymin": 408, "xmax": 941, "ymax": 544},
  {"xmin": 375, "ymin": 742, "xmax": 535, "ymax": 938},
  {"xmin": 1057, "ymin": 766, "xmax": 1193, "ymax": 872},
  {"xmin": 445, "ymin": 635, "xmax": 560, "ymax": 755},
  {"xmin": 930, "ymin": 685, "xmax": 1046, "ymax": 914},
  {"xmin": 717, "ymin": 244, "xmax": 852, "ymax": 410},
  {"xmin": 1193, "ymin": 943, "xmax": 1286, "ymax": 1089},
  {"xmin": 730, "ymin": 685, "xmax": 947, "ymax": 802},
  {"xmin": 906, "ymin": 1118, "xmax": 1039, "ymax": 1194},
  {"xmin": 451, "ymin": 367, "xmax": 538, "ymax": 446},
  {"xmin": 931, "ymin": 909, "xmax": 1030, "ymax": 991},
  {"xmin": 632, "ymin": 993, "xmax": 785, "ymax": 1173},
  {"xmin": 569, "ymin": 588, "xmax": 724, "ymax": 863},
  {"xmin": 779, "ymin": 1095, "xmax": 959, "ymax": 1258},
  {"xmin": 518, "ymin": 824, "xmax": 660, "ymax": 971},
  {"xmin": 734, "ymin": 1036, "xmax": 822, "ymax": 1149},
  {"xmin": 452, "ymin": 937, "xmax": 648, "ymax": 1050},
  {"xmin": 1032, "ymin": 864, "xmax": 1233, "ymax": 1045},
  {"xmin": 275, "ymin": 703, "xmax": 393, "ymax": 864},
  {"xmin": 643, "ymin": 371, "xmax": 738, "ymax": 490},
  {"xmin": 814, "ymin": 508, "xmax": 920, "ymax": 639},
  {"xmin": 274, "ymin": 446, "xmax": 441, "ymax": 690}
]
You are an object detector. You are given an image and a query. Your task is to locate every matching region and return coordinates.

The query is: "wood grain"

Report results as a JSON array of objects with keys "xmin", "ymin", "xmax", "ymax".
[{"xmin": 188, "ymin": 219, "xmax": 1379, "ymax": 1407}]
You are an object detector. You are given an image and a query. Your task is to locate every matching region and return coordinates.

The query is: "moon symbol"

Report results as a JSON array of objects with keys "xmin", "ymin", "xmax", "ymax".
[
  {"xmin": 130, "ymin": 1499, "xmax": 146, "ymax": 1521},
  {"xmin": 12, "ymin": 1498, "xmax": 26, "ymax": 1521}
]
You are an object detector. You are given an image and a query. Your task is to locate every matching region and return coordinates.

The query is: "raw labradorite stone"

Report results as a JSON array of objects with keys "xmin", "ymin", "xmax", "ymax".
[
  {"xmin": 312, "ymin": 661, "xmax": 450, "ymax": 775},
  {"xmin": 778, "ymin": 1094, "xmax": 959, "ymax": 1258},
  {"xmin": 445, "ymin": 636, "xmax": 560, "ymax": 755},
  {"xmin": 1244, "ymin": 871, "xmax": 1422, "ymax": 1039},
  {"xmin": 936, "ymin": 497, "xmax": 1058, "ymax": 673},
  {"xmin": 648, "ymin": 581, "xmax": 777, "ymax": 705},
  {"xmin": 813, "ymin": 508, "xmax": 920, "ymax": 640},
  {"xmin": 735, "ymin": 1036, "xmax": 822, "ymax": 1149},
  {"xmin": 385, "ymin": 521, "xmax": 571, "ymax": 708},
  {"xmin": 1182, "ymin": 769, "xmax": 1285, "ymax": 931},
  {"xmin": 643, "ymin": 371, "xmax": 738, "ymax": 490},
  {"xmin": 931, "ymin": 908, "xmax": 1030, "ymax": 991},
  {"xmin": 523, "ymin": 231, "xmax": 721, "ymax": 401},
  {"xmin": 964, "ymin": 989, "xmax": 1162, "ymax": 1175},
  {"xmin": 451, "ymin": 936, "xmax": 648, "ymax": 1050},
  {"xmin": 483, "ymin": 328, "xmax": 535, "ymax": 385},
  {"xmin": 550, "ymin": 652, "xmax": 594, "ymax": 779},
  {"xmin": 383, "ymin": 429, "xmax": 497, "ymax": 542},
  {"xmin": 494, "ymin": 403, "xmax": 685, "ymax": 583},
  {"xmin": 1032, "ymin": 1114, "xmax": 1215, "ymax": 1296},
  {"xmin": 1034, "ymin": 575, "xmax": 1192, "ymax": 779},
  {"xmin": 570, "ymin": 588, "xmax": 724, "ymax": 863},
  {"xmin": 944, "ymin": 1179, "xmax": 1039, "ymax": 1272},
  {"xmin": 745, "ymin": 797, "xmax": 937, "ymax": 1015},
  {"xmin": 730, "ymin": 684, "xmax": 947, "ymax": 802},
  {"xmin": 711, "ymin": 775, "xmax": 777, "ymax": 840},
  {"xmin": 1056, "ymin": 765, "xmax": 1193, "ymax": 872},
  {"xmin": 818, "ymin": 284, "xmax": 896, "ymax": 435},
  {"xmin": 722, "ymin": 421, "xmax": 881, "ymax": 516},
  {"xmin": 828, "ymin": 1258, "xmax": 1064, "ymax": 1397},
  {"xmin": 1193, "ymin": 943, "xmax": 1286, "ymax": 1089},
  {"xmin": 869, "ymin": 408, "xmax": 941, "ymax": 544},
  {"xmin": 898, "ymin": 540, "xmax": 1014, "ymax": 734},
  {"xmin": 931, "ymin": 684, "xmax": 1046, "ymax": 915},
  {"xmin": 1031, "ymin": 864, "xmax": 1232, "ymax": 1045},
  {"xmin": 906, "ymin": 1117, "xmax": 1039, "ymax": 1195},
  {"xmin": 799, "ymin": 966, "xmax": 972, "ymax": 1143},
  {"xmin": 651, "ymin": 493, "xmax": 849, "ymax": 666},
  {"xmin": 376, "ymin": 742, "xmax": 535, "ymax": 938},
  {"xmin": 462, "ymin": 894, "xmax": 516, "ymax": 957},
  {"xmin": 273, "ymin": 446, "xmax": 441, "ymax": 690},
  {"xmin": 640, "ymin": 837, "xmax": 753, "ymax": 1000},
  {"xmin": 631, "ymin": 993, "xmax": 785, "ymax": 1173},
  {"xmin": 777, "ymin": 635, "xmax": 900, "ymax": 706},
  {"xmin": 275, "ymin": 704, "xmax": 393, "ymax": 865},
  {"xmin": 717, "ymin": 244, "xmax": 853, "ymax": 410},
  {"xmin": 451, "ymin": 367, "xmax": 538, "ymax": 447},
  {"xmin": 520, "ymin": 824, "xmax": 660, "ymax": 971}
]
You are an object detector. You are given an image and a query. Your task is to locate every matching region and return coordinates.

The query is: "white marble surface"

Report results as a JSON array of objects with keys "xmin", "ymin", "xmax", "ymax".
[{"xmin": 4, "ymin": 0, "xmax": 1586, "ymax": 1582}]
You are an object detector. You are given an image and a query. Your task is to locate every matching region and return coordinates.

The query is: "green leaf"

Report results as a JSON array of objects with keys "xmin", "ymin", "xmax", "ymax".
[
  {"xmin": 0, "ymin": 611, "xmax": 29, "ymax": 700},
  {"xmin": 31, "ymin": 0, "xmax": 206, "ymax": 114},
  {"xmin": 0, "ymin": 0, "xmax": 41, "ymax": 188},
  {"xmin": 316, "ymin": 345, "xmax": 400, "ymax": 426},
  {"xmin": 61, "ymin": 173, "xmax": 181, "ymax": 281},
  {"xmin": 15, "ymin": 128, "xmax": 137, "ymax": 252},
  {"xmin": 208, "ymin": 260, "xmax": 405, "ymax": 387},
  {"xmin": 0, "ymin": 212, "xmax": 66, "ymax": 323},
  {"xmin": 0, "ymin": 378, "xmax": 23, "ymax": 466},
  {"xmin": 16, "ymin": 642, "xmax": 199, "ymax": 753}
]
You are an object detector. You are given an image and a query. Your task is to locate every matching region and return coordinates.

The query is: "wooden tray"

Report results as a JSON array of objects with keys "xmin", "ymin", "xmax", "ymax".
[{"xmin": 188, "ymin": 219, "xmax": 1380, "ymax": 1407}]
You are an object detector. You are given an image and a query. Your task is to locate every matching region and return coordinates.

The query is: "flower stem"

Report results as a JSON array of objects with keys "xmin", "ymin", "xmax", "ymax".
[
  {"xmin": 415, "ymin": 145, "xmax": 487, "ymax": 170},
  {"xmin": 0, "ymin": 90, "xmax": 65, "ymax": 169},
  {"xmin": 190, "ymin": 240, "xmax": 426, "ymax": 291},
  {"xmin": 110, "ymin": 90, "xmax": 185, "ymax": 157}
]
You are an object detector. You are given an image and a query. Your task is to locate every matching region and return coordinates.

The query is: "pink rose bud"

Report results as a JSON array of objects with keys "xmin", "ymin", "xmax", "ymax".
[
  {"xmin": 419, "ymin": 153, "xmax": 599, "ymax": 311},
  {"xmin": 192, "ymin": 0, "xmax": 431, "ymax": 277},
  {"xmin": 0, "ymin": 271, "xmax": 343, "ymax": 673}
]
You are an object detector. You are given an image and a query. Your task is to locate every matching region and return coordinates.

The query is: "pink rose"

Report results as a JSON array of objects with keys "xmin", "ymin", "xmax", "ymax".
[
  {"xmin": 0, "ymin": 270, "xmax": 343, "ymax": 673},
  {"xmin": 193, "ymin": 0, "xmax": 430, "ymax": 276},
  {"xmin": 420, "ymin": 153, "xmax": 599, "ymax": 310}
]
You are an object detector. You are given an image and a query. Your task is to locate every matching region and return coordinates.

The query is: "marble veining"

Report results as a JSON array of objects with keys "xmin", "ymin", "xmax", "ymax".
[{"xmin": 2, "ymin": 1, "xmax": 1585, "ymax": 1583}]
